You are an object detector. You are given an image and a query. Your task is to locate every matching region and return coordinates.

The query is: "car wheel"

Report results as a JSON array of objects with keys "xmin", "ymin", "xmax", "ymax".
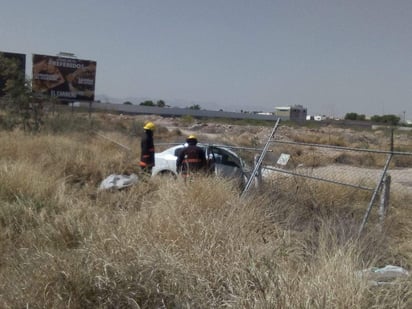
[{"xmin": 159, "ymin": 170, "xmax": 177, "ymax": 179}]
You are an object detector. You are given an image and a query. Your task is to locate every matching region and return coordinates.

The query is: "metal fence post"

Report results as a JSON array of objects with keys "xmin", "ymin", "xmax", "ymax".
[
  {"xmin": 358, "ymin": 153, "xmax": 393, "ymax": 237},
  {"xmin": 254, "ymin": 154, "xmax": 263, "ymax": 188},
  {"xmin": 379, "ymin": 174, "xmax": 391, "ymax": 232},
  {"xmin": 241, "ymin": 118, "xmax": 280, "ymax": 198}
]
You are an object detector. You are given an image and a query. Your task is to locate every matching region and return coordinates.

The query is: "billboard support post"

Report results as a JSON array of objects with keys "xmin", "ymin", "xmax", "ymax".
[{"xmin": 88, "ymin": 101, "xmax": 92, "ymax": 119}]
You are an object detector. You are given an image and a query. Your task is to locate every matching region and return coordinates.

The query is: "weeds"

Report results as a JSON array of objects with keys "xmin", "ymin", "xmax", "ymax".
[{"xmin": 0, "ymin": 119, "xmax": 411, "ymax": 308}]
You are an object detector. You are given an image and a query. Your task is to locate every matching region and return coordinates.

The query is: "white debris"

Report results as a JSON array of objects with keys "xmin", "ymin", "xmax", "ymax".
[
  {"xmin": 99, "ymin": 174, "xmax": 138, "ymax": 190},
  {"xmin": 276, "ymin": 153, "xmax": 291, "ymax": 166},
  {"xmin": 356, "ymin": 265, "xmax": 409, "ymax": 286}
]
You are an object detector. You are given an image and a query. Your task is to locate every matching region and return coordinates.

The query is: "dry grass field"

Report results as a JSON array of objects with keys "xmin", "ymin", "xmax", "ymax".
[{"xmin": 0, "ymin": 111, "xmax": 411, "ymax": 308}]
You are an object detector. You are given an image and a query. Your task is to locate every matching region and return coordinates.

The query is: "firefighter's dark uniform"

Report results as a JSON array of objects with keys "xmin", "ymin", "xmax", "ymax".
[
  {"xmin": 176, "ymin": 141, "xmax": 207, "ymax": 177},
  {"xmin": 139, "ymin": 126, "xmax": 155, "ymax": 174}
]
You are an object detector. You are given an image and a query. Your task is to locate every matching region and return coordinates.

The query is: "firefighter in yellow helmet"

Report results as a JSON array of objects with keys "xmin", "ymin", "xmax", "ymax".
[
  {"xmin": 176, "ymin": 135, "xmax": 207, "ymax": 177},
  {"xmin": 139, "ymin": 121, "xmax": 155, "ymax": 174}
]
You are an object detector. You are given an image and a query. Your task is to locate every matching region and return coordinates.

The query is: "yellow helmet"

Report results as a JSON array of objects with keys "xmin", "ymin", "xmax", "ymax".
[
  {"xmin": 186, "ymin": 134, "xmax": 198, "ymax": 144},
  {"xmin": 143, "ymin": 121, "xmax": 155, "ymax": 131}
]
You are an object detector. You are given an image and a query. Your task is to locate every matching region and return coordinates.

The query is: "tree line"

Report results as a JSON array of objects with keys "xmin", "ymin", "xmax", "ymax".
[
  {"xmin": 124, "ymin": 100, "xmax": 201, "ymax": 110},
  {"xmin": 344, "ymin": 112, "xmax": 401, "ymax": 125}
]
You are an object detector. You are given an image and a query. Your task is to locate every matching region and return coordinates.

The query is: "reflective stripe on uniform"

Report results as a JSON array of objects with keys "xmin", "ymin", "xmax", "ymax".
[
  {"xmin": 139, "ymin": 161, "xmax": 153, "ymax": 167},
  {"xmin": 183, "ymin": 158, "xmax": 202, "ymax": 163}
]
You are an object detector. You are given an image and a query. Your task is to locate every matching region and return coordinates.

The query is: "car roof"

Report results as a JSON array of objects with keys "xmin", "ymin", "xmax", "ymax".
[
  {"xmin": 157, "ymin": 143, "xmax": 241, "ymax": 159},
  {"xmin": 157, "ymin": 143, "xmax": 207, "ymax": 153}
]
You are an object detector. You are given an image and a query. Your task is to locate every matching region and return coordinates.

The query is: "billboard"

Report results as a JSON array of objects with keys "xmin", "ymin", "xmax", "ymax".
[
  {"xmin": 0, "ymin": 51, "xmax": 26, "ymax": 97},
  {"xmin": 32, "ymin": 54, "xmax": 96, "ymax": 101}
]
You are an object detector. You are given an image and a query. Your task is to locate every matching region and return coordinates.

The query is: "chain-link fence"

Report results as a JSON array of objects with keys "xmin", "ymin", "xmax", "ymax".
[{"xmin": 244, "ymin": 123, "xmax": 412, "ymax": 235}]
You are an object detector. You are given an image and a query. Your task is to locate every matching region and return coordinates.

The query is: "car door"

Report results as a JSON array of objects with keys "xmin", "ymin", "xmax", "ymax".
[{"xmin": 207, "ymin": 146, "xmax": 245, "ymax": 181}]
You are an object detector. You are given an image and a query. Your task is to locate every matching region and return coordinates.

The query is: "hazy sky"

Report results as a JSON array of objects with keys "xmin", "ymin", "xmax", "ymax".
[{"xmin": 1, "ymin": 0, "xmax": 411, "ymax": 118}]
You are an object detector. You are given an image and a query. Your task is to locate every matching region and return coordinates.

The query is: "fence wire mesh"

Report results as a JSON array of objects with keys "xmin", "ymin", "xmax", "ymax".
[{"xmin": 251, "ymin": 125, "xmax": 412, "ymax": 234}]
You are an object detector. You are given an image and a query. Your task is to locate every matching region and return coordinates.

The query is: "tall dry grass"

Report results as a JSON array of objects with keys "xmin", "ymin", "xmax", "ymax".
[{"xmin": 0, "ymin": 128, "xmax": 411, "ymax": 308}]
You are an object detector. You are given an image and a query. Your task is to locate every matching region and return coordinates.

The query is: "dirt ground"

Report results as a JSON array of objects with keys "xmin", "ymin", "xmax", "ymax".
[
  {"xmin": 171, "ymin": 116, "xmax": 411, "ymax": 190},
  {"xmin": 118, "ymin": 114, "xmax": 412, "ymax": 191},
  {"xmin": 126, "ymin": 113, "xmax": 411, "ymax": 149}
]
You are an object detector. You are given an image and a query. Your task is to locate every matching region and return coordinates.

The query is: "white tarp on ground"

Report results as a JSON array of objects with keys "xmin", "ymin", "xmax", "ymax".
[
  {"xmin": 356, "ymin": 265, "xmax": 410, "ymax": 285},
  {"xmin": 99, "ymin": 174, "xmax": 138, "ymax": 190}
]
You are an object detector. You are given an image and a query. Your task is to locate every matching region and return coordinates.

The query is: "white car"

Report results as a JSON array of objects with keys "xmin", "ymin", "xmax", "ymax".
[{"xmin": 152, "ymin": 144, "xmax": 250, "ymax": 186}]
